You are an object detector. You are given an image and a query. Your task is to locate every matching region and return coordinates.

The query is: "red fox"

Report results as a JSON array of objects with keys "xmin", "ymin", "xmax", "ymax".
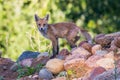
[{"xmin": 34, "ymin": 14, "xmax": 92, "ymax": 58}]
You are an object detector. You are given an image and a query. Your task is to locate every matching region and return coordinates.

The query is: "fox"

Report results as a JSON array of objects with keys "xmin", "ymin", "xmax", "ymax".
[{"xmin": 34, "ymin": 14, "xmax": 92, "ymax": 58}]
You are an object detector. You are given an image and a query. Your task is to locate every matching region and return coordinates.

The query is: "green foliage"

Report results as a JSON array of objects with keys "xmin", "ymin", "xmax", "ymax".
[
  {"xmin": 17, "ymin": 66, "xmax": 35, "ymax": 78},
  {"xmin": 35, "ymin": 63, "xmax": 44, "ymax": 72},
  {"xmin": 17, "ymin": 63, "xmax": 43, "ymax": 78},
  {"xmin": 0, "ymin": 0, "xmax": 120, "ymax": 60},
  {"xmin": 67, "ymin": 69, "xmax": 74, "ymax": 75}
]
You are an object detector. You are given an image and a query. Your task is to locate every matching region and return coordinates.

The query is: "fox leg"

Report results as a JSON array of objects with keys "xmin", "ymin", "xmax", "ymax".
[
  {"xmin": 67, "ymin": 36, "xmax": 80, "ymax": 48},
  {"xmin": 66, "ymin": 30, "xmax": 80, "ymax": 48},
  {"xmin": 50, "ymin": 37, "xmax": 59, "ymax": 58},
  {"xmin": 67, "ymin": 38, "xmax": 77, "ymax": 48},
  {"xmin": 74, "ymin": 36, "xmax": 80, "ymax": 43},
  {"xmin": 66, "ymin": 36, "xmax": 77, "ymax": 48}
]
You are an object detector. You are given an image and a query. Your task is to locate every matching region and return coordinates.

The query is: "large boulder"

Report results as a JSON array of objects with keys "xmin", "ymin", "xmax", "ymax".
[
  {"xmin": 45, "ymin": 58, "xmax": 64, "ymax": 74},
  {"xmin": 17, "ymin": 51, "xmax": 40, "ymax": 62},
  {"xmin": 85, "ymin": 51, "xmax": 115, "ymax": 70},
  {"xmin": 64, "ymin": 58, "xmax": 91, "ymax": 79},
  {"xmin": 85, "ymin": 54, "xmax": 103, "ymax": 68},
  {"xmin": 96, "ymin": 58, "xmax": 114, "ymax": 70},
  {"xmin": 70, "ymin": 47, "xmax": 91, "ymax": 60}
]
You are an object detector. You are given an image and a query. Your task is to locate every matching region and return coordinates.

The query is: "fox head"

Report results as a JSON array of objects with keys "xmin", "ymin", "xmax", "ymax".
[{"xmin": 34, "ymin": 14, "xmax": 49, "ymax": 32}]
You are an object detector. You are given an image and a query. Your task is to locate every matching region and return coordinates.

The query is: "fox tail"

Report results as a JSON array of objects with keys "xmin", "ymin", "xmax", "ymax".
[{"xmin": 79, "ymin": 28, "xmax": 92, "ymax": 44}]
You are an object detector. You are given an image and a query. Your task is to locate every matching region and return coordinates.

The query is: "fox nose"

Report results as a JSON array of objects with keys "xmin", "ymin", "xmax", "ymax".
[{"xmin": 39, "ymin": 27, "xmax": 44, "ymax": 31}]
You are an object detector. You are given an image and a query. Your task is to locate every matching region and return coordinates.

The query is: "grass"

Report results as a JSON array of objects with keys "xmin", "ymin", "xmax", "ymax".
[{"xmin": 17, "ymin": 63, "xmax": 44, "ymax": 79}]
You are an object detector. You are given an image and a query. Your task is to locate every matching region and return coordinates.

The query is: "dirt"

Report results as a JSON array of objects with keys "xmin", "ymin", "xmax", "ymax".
[{"xmin": 0, "ymin": 58, "xmax": 18, "ymax": 80}]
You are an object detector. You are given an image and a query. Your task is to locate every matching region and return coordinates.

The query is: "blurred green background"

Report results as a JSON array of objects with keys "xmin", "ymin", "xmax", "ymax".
[{"xmin": 0, "ymin": 0, "xmax": 120, "ymax": 61}]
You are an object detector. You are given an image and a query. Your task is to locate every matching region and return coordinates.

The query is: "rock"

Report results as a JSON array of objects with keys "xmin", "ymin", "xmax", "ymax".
[
  {"xmin": 85, "ymin": 54, "xmax": 103, "ymax": 68},
  {"xmin": 39, "ymin": 68, "xmax": 54, "ymax": 80},
  {"xmin": 0, "ymin": 58, "xmax": 18, "ymax": 79},
  {"xmin": 52, "ymin": 77, "xmax": 66, "ymax": 80},
  {"xmin": 11, "ymin": 55, "xmax": 49, "ymax": 72},
  {"xmin": 10, "ymin": 58, "xmax": 33, "ymax": 71},
  {"xmin": 46, "ymin": 58, "xmax": 64, "ymax": 74},
  {"xmin": 116, "ymin": 59, "xmax": 120, "ymax": 68},
  {"xmin": 17, "ymin": 51, "xmax": 40, "ymax": 62},
  {"xmin": 37, "ymin": 52, "xmax": 50, "ymax": 58},
  {"xmin": 109, "ymin": 38, "xmax": 120, "ymax": 51},
  {"xmin": 0, "ymin": 58, "xmax": 14, "ymax": 64},
  {"xmin": 78, "ymin": 41, "xmax": 92, "ymax": 53},
  {"xmin": 95, "ymin": 50, "xmax": 108, "ymax": 56},
  {"xmin": 56, "ymin": 49, "xmax": 71, "ymax": 60},
  {"xmin": 86, "ymin": 67, "xmax": 106, "ymax": 80},
  {"xmin": 94, "ymin": 34, "xmax": 113, "ymax": 48},
  {"xmin": 117, "ymin": 49, "xmax": 120, "ymax": 53},
  {"xmin": 64, "ymin": 58, "xmax": 91, "ymax": 79},
  {"xmin": 32, "ymin": 56, "xmax": 50, "ymax": 67},
  {"xmin": 59, "ymin": 49, "xmax": 71, "ymax": 55},
  {"xmin": 71, "ymin": 47, "xmax": 91, "ymax": 59},
  {"xmin": 20, "ymin": 73, "xmax": 39, "ymax": 80},
  {"xmin": 94, "ymin": 68, "xmax": 120, "ymax": 80},
  {"xmin": 64, "ymin": 58, "xmax": 85, "ymax": 70},
  {"xmin": 104, "ymin": 51, "xmax": 114, "ymax": 59},
  {"xmin": 86, "ymin": 51, "xmax": 115, "ymax": 70},
  {"xmin": 108, "ymin": 40, "xmax": 117, "ymax": 51},
  {"xmin": 96, "ymin": 58, "xmax": 114, "ymax": 70},
  {"xmin": 65, "ymin": 54, "xmax": 83, "ymax": 62},
  {"xmin": 0, "ymin": 58, "xmax": 15, "ymax": 71},
  {"xmin": 32, "ymin": 74, "xmax": 39, "ymax": 79},
  {"xmin": 114, "ymin": 52, "xmax": 120, "ymax": 60},
  {"xmin": 20, "ymin": 58, "xmax": 33, "ymax": 67},
  {"xmin": 114, "ymin": 37, "xmax": 120, "ymax": 48},
  {"xmin": 91, "ymin": 44, "xmax": 102, "ymax": 54}
]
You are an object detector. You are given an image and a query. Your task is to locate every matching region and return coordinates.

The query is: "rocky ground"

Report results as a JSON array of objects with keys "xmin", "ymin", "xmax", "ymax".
[{"xmin": 0, "ymin": 32, "xmax": 120, "ymax": 80}]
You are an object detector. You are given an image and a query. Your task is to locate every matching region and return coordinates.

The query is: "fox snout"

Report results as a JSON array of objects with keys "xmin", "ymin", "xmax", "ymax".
[
  {"xmin": 38, "ymin": 26, "xmax": 48, "ymax": 34},
  {"xmin": 39, "ymin": 27, "xmax": 45, "ymax": 31}
]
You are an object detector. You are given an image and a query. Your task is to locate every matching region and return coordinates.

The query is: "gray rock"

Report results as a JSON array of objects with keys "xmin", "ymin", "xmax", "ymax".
[
  {"xmin": 17, "ymin": 51, "xmax": 40, "ymax": 62},
  {"xmin": 37, "ymin": 52, "xmax": 50, "ymax": 58},
  {"xmin": 94, "ymin": 68, "xmax": 120, "ymax": 80},
  {"xmin": 39, "ymin": 68, "xmax": 54, "ymax": 80},
  {"xmin": 95, "ymin": 50, "xmax": 108, "ymax": 55}
]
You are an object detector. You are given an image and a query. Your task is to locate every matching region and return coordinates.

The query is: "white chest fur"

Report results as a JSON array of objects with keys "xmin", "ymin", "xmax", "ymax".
[{"xmin": 40, "ymin": 31, "xmax": 48, "ymax": 38}]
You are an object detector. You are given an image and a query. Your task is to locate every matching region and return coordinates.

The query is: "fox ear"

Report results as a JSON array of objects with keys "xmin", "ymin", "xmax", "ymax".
[
  {"xmin": 34, "ymin": 14, "xmax": 40, "ymax": 21},
  {"xmin": 44, "ymin": 14, "xmax": 49, "ymax": 21}
]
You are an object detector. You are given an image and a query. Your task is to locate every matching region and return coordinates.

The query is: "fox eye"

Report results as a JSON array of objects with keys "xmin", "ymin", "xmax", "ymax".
[
  {"xmin": 38, "ymin": 24, "xmax": 41, "ymax": 26},
  {"xmin": 43, "ymin": 24, "xmax": 46, "ymax": 26}
]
